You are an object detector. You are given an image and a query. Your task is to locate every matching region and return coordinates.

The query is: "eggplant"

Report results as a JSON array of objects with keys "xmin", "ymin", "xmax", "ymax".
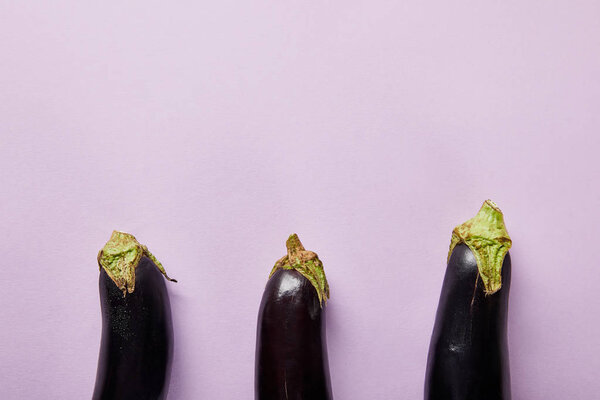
[
  {"xmin": 425, "ymin": 200, "xmax": 512, "ymax": 400},
  {"xmin": 93, "ymin": 231, "xmax": 176, "ymax": 400},
  {"xmin": 255, "ymin": 234, "xmax": 333, "ymax": 400}
]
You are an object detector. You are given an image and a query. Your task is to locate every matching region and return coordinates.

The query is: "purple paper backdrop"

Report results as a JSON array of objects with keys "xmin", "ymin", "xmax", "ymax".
[{"xmin": 1, "ymin": 1, "xmax": 599, "ymax": 399}]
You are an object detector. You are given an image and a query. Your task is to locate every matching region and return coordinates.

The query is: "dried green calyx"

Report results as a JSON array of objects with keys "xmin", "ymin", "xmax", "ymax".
[
  {"xmin": 269, "ymin": 234, "xmax": 330, "ymax": 306},
  {"xmin": 448, "ymin": 200, "xmax": 512, "ymax": 295},
  {"xmin": 97, "ymin": 231, "xmax": 176, "ymax": 296}
]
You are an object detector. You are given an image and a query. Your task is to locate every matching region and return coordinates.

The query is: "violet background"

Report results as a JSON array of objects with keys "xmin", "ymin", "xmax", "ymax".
[{"xmin": 1, "ymin": 1, "xmax": 599, "ymax": 399}]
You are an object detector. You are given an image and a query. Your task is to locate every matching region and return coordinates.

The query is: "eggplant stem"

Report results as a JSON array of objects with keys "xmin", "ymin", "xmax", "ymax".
[
  {"xmin": 269, "ymin": 233, "xmax": 330, "ymax": 306},
  {"xmin": 98, "ymin": 231, "xmax": 176, "ymax": 295},
  {"xmin": 448, "ymin": 200, "xmax": 512, "ymax": 294}
]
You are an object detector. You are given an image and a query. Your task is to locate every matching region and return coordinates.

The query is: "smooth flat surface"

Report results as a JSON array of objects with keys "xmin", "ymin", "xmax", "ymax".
[{"xmin": 1, "ymin": 2, "xmax": 599, "ymax": 399}]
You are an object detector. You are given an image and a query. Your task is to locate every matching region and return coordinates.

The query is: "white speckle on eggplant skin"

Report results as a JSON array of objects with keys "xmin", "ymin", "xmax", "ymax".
[{"xmin": 93, "ymin": 256, "xmax": 174, "ymax": 400}]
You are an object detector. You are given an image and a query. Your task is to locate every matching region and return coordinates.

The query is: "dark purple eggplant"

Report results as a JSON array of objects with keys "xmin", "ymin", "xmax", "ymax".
[
  {"xmin": 93, "ymin": 231, "xmax": 176, "ymax": 400},
  {"xmin": 255, "ymin": 234, "xmax": 333, "ymax": 400},
  {"xmin": 425, "ymin": 200, "xmax": 512, "ymax": 400}
]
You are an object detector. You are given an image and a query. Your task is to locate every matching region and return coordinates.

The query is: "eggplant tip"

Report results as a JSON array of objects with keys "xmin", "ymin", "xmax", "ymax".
[
  {"xmin": 98, "ymin": 231, "xmax": 175, "ymax": 294},
  {"xmin": 448, "ymin": 200, "xmax": 512, "ymax": 294},
  {"xmin": 270, "ymin": 234, "xmax": 330, "ymax": 306},
  {"xmin": 484, "ymin": 199, "xmax": 501, "ymax": 211}
]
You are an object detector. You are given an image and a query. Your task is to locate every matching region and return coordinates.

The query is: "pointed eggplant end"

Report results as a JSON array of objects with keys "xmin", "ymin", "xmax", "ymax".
[
  {"xmin": 97, "ymin": 231, "xmax": 174, "ymax": 294},
  {"xmin": 271, "ymin": 234, "xmax": 330, "ymax": 306},
  {"xmin": 286, "ymin": 233, "xmax": 306, "ymax": 261},
  {"xmin": 448, "ymin": 200, "xmax": 512, "ymax": 294}
]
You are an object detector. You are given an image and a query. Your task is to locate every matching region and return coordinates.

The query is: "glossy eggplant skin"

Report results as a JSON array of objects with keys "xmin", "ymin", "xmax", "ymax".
[
  {"xmin": 255, "ymin": 269, "xmax": 333, "ymax": 400},
  {"xmin": 93, "ymin": 256, "xmax": 173, "ymax": 400},
  {"xmin": 425, "ymin": 244, "xmax": 511, "ymax": 400}
]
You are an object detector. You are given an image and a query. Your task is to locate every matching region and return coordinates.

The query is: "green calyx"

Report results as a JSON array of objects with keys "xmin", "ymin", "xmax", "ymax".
[
  {"xmin": 269, "ymin": 234, "xmax": 330, "ymax": 307},
  {"xmin": 97, "ymin": 231, "xmax": 176, "ymax": 296},
  {"xmin": 448, "ymin": 200, "xmax": 512, "ymax": 295}
]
